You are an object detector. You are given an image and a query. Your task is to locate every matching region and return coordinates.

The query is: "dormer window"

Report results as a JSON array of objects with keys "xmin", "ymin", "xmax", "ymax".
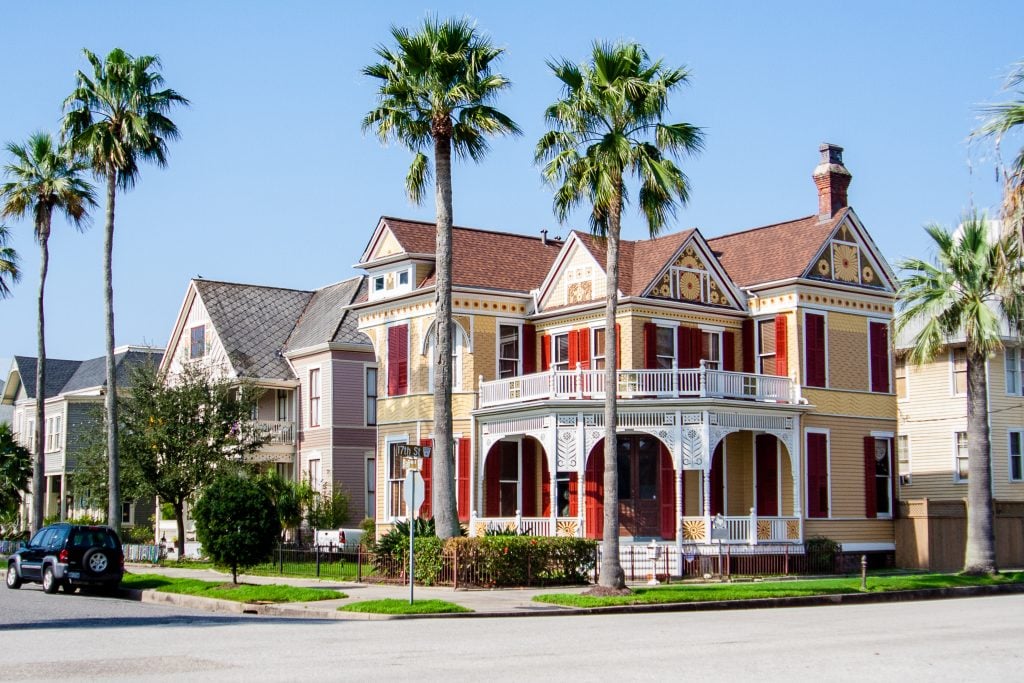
[
  {"xmin": 374, "ymin": 276, "xmax": 385, "ymax": 292},
  {"xmin": 190, "ymin": 325, "xmax": 206, "ymax": 359},
  {"xmin": 398, "ymin": 270, "xmax": 409, "ymax": 286}
]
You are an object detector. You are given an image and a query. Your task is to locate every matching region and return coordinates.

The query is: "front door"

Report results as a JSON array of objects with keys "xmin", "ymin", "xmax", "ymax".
[{"xmin": 617, "ymin": 435, "xmax": 660, "ymax": 537}]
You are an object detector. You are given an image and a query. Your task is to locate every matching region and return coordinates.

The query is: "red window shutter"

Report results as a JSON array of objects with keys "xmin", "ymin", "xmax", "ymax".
[
  {"xmin": 567, "ymin": 330, "xmax": 579, "ymax": 369},
  {"xmin": 755, "ymin": 434, "xmax": 779, "ymax": 516},
  {"xmin": 691, "ymin": 327, "xmax": 702, "ymax": 367},
  {"xmin": 568, "ymin": 472, "xmax": 579, "ymax": 516},
  {"xmin": 677, "ymin": 326, "xmax": 690, "ymax": 368},
  {"xmin": 864, "ymin": 436, "xmax": 877, "ymax": 518},
  {"xmin": 578, "ymin": 328, "xmax": 591, "ymax": 369},
  {"xmin": 585, "ymin": 449, "xmax": 604, "ymax": 539},
  {"xmin": 522, "ymin": 441, "xmax": 537, "ymax": 516},
  {"xmin": 723, "ymin": 331, "xmax": 736, "ymax": 371},
  {"xmin": 775, "ymin": 314, "xmax": 788, "ymax": 377},
  {"xmin": 643, "ymin": 322, "xmax": 658, "ymax": 369},
  {"xmin": 522, "ymin": 324, "xmax": 537, "ymax": 374},
  {"xmin": 742, "ymin": 319, "xmax": 755, "ymax": 373},
  {"xmin": 387, "ymin": 325, "xmax": 408, "ymax": 396},
  {"xmin": 541, "ymin": 456, "xmax": 551, "ymax": 517},
  {"xmin": 540, "ymin": 334, "xmax": 551, "ymax": 371},
  {"xmin": 419, "ymin": 439, "xmax": 433, "ymax": 519},
  {"xmin": 710, "ymin": 444, "xmax": 724, "ymax": 516},
  {"xmin": 659, "ymin": 444, "xmax": 676, "ymax": 540},
  {"xmin": 485, "ymin": 449, "xmax": 501, "ymax": 517},
  {"xmin": 870, "ymin": 322, "xmax": 890, "ymax": 393},
  {"xmin": 805, "ymin": 314, "xmax": 826, "ymax": 387},
  {"xmin": 615, "ymin": 323, "xmax": 622, "ymax": 369},
  {"xmin": 806, "ymin": 433, "xmax": 828, "ymax": 518},
  {"xmin": 457, "ymin": 438, "xmax": 470, "ymax": 522}
]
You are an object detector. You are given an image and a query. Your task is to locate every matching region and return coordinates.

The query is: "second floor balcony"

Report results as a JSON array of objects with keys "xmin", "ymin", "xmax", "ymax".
[
  {"xmin": 254, "ymin": 419, "xmax": 296, "ymax": 446},
  {"xmin": 478, "ymin": 364, "xmax": 800, "ymax": 408}
]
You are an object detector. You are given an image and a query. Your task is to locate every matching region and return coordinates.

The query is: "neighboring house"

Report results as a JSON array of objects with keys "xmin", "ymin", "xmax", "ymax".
[
  {"xmin": 0, "ymin": 380, "xmax": 11, "ymax": 426},
  {"xmin": 354, "ymin": 144, "xmax": 899, "ymax": 563},
  {"xmin": 894, "ymin": 315, "xmax": 1024, "ymax": 570},
  {"xmin": 159, "ymin": 276, "xmax": 377, "ymax": 527},
  {"xmin": 0, "ymin": 347, "xmax": 164, "ymax": 528}
]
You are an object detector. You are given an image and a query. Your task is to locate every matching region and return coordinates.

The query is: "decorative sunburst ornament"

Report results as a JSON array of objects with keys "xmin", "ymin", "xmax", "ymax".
[
  {"xmin": 678, "ymin": 271, "xmax": 702, "ymax": 300},
  {"xmin": 832, "ymin": 243, "xmax": 859, "ymax": 282}
]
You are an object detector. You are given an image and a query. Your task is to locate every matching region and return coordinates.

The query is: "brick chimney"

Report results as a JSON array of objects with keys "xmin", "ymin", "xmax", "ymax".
[{"xmin": 812, "ymin": 143, "xmax": 852, "ymax": 221}]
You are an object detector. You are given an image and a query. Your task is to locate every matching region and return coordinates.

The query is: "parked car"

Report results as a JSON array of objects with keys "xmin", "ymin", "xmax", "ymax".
[{"xmin": 5, "ymin": 523, "xmax": 124, "ymax": 594}]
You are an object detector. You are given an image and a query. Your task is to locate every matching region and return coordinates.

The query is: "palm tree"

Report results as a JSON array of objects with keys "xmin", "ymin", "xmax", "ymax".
[
  {"xmin": 895, "ymin": 213, "xmax": 1024, "ymax": 574},
  {"xmin": 2, "ymin": 132, "xmax": 95, "ymax": 534},
  {"xmin": 536, "ymin": 41, "xmax": 704, "ymax": 590},
  {"xmin": 0, "ymin": 224, "xmax": 20, "ymax": 299},
  {"xmin": 62, "ymin": 48, "xmax": 188, "ymax": 533},
  {"xmin": 363, "ymin": 17, "xmax": 520, "ymax": 539},
  {"xmin": 975, "ymin": 60, "xmax": 1024, "ymax": 231}
]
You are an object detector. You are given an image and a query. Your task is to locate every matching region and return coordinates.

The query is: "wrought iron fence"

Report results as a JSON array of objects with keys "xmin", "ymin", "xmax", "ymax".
[
  {"xmin": 247, "ymin": 544, "xmax": 367, "ymax": 581},
  {"xmin": 593, "ymin": 544, "xmax": 840, "ymax": 583}
]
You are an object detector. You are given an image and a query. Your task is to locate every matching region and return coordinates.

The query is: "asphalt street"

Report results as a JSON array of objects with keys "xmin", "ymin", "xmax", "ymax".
[{"xmin": 2, "ymin": 581, "xmax": 1023, "ymax": 681}]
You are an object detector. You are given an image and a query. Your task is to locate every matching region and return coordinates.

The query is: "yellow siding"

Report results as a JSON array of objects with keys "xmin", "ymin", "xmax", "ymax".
[
  {"xmin": 802, "ymin": 389, "xmax": 895, "ymax": 419},
  {"xmin": 368, "ymin": 228, "xmax": 403, "ymax": 260},
  {"xmin": 827, "ymin": 312, "xmax": 869, "ymax": 391},
  {"xmin": 543, "ymin": 242, "xmax": 605, "ymax": 309},
  {"xmin": 986, "ymin": 348, "xmax": 1024, "ymax": 501},
  {"xmin": 803, "ymin": 519, "xmax": 894, "ymax": 543},
  {"xmin": 803, "ymin": 415, "xmax": 895, "ymax": 518},
  {"xmin": 473, "ymin": 316, "xmax": 497, "ymax": 383}
]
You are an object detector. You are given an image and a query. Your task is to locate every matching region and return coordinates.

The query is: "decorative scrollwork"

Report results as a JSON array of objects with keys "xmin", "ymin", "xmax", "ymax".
[
  {"xmin": 683, "ymin": 519, "xmax": 706, "ymax": 540},
  {"xmin": 757, "ymin": 520, "xmax": 772, "ymax": 540},
  {"xmin": 787, "ymin": 520, "xmax": 800, "ymax": 540},
  {"xmin": 556, "ymin": 520, "xmax": 579, "ymax": 537}
]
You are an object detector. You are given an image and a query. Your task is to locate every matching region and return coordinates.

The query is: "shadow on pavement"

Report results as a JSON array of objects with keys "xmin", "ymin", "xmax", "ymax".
[{"xmin": 0, "ymin": 614, "xmax": 341, "ymax": 631}]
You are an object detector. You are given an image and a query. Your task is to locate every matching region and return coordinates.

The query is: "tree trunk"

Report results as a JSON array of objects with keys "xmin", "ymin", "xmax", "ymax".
[
  {"xmin": 232, "ymin": 563, "xmax": 238, "ymax": 584},
  {"xmin": 964, "ymin": 349, "xmax": 997, "ymax": 574},
  {"xmin": 174, "ymin": 501, "xmax": 186, "ymax": 559},
  {"xmin": 31, "ymin": 214, "xmax": 51, "ymax": 535},
  {"xmin": 599, "ymin": 181, "xmax": 626, "ymax": 590},
  {"xmin": 104, "ymin": 171, "xmax": 121, "ymax": 534},
  {"xmin": 431, "ymin": 132, "xmax": 458, "ymax": 539}
]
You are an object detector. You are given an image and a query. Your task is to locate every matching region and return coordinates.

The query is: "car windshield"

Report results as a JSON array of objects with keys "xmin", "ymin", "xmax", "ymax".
[{"xmin": 70, "ymin": 529, "xmax": 118, "ymax": 549}]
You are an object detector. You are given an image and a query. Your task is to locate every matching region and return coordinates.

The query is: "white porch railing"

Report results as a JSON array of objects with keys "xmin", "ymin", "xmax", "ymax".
[
  {"xmin": 255, "ymin": 420, "xmax": 295, "ymax": 445},
  {"xmin": 682, "ymin": 511, "xmax": 801, "ymax": 544},
  {"xmin": 479, "ymin": 364, "xmax": 798, "ymax": 408},
  {"xmin": 469, "ymin": 511, "xmax": 583, "ymax": 537}
]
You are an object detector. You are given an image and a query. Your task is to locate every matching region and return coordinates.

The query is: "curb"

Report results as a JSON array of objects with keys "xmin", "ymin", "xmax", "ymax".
[{"xmin": 120, "ymin": 581, "xmax": 1024, "ymax": 621}]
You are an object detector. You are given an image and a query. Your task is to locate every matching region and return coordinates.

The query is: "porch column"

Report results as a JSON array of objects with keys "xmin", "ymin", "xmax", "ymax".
[
  {"xmin": 702, "ymin": 467, "xmax": 711, "ymax": 517},
  {"xmin": 791, "ymin": 416, "xmax": 803, "ymax": 542},
  {"xmin": 576, "ymin": 412, "xmax": 586, "ymax": 531},
  {"xmin": 675, "ymin": 468, "xmax": 684, "ymax": 551},
  {"xmin": 59, "ymin": 473, "xmax": 67, "ymax": 521}
]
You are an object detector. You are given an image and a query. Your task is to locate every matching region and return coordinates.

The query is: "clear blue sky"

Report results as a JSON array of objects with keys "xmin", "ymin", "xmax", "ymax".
[{"xmin": 1, "ymin": 1, "xmax": 1021, "ymax": 370}]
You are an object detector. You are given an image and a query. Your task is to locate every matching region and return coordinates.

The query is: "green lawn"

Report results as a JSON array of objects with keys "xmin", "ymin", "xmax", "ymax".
[
  {"xmin": 338, "ymin": 598, "xmax": 471, "ymax": 615},
  {"xmin": 122, "ymin": 573, "xmax": 346, "ymax": 603},
  {"xmin": 534, "ymin": 571, "xmax": 1024, "ymax": 608},
  {"xmin": 158, "ymin": 558, "xmax": 368, "ymax": 582}
]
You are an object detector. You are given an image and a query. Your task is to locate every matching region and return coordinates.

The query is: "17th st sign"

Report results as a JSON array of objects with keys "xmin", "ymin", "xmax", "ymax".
[{"xmin": 393, "ymin": 444, "xmax": 432, "ymax": 459}]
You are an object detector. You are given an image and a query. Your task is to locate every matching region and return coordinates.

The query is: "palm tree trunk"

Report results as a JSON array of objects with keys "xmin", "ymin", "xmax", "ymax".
[
  {"xmin": 600, "ymin": 181, "xmax": 626, "ymax": 590},
  {"xmin": 432, "ymin": 131, "xmax": 457, "ymax": 539},
  {"xmin": 31, "ymin": 217, "xmax": 51, "ymax": 535},
  {"xmin": 104, "ymin": 170, "xmax": 121, "ymax": 534},
  {"xmin": 964, "ymin": 350, "xmax": 997, "ymax": 574}
]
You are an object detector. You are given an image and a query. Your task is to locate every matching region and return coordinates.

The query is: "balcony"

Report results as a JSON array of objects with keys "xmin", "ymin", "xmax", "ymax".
[
  {"xmin": 254, "ymin": 420, "xmax": 295, "ymax": 446},
  {"xmin": 479, "ymin": 365, "xmax": 800, "ymax": 408}
]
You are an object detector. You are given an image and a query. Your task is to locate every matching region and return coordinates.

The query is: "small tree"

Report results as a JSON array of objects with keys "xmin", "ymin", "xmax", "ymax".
[
  {"xmin": 0, "ymin": 423, "xmax": 31, "ymax": 522},
  {"xmin": 193, "ymin": 473, "xmax": 280, "ymax": 583},
  {"xmin": 306, "ymin": 488, "xmax": 351, "ymax": 532},
  {"xmin": 258, "ymin": 471, "xmax": 313, "ymax": 543}
]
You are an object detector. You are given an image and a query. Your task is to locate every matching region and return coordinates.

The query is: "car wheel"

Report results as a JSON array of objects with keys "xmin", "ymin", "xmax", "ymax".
[
  {"xmin": 42, "ymin": 565, "xmax": 60, "ymax": 594},
  {"xmin": 5, "ymin": 564, "xmax": 21, "ymax": 590},
  {"xmin": 82, "ymin": 548, "xmax": 111, "ymax": 575}
]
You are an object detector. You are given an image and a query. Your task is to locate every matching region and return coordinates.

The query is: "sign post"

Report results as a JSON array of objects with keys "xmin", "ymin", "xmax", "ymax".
[{"xmin": 403, "ymin": 461, "xmax": 426, "ymax": 605}]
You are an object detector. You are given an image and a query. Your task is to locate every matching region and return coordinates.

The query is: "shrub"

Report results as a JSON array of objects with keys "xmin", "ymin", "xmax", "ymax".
[
  {"xmin": 120, "ymin": 525, "xmax": 155, "ymax": 544},
  {"xmin": 306, "ymin": 488, "xmax": 350, "ymax": 530},
  {"xmin": 413, "ymin": 536, "xmax": 445, "ymax": 585},
  {"xmin": 805, "ymin": 536, "xmax": 840, "ymax": 573},
  {"xmin": 359, "ymin": 517, "xmax": 375, "ymax": 547}
]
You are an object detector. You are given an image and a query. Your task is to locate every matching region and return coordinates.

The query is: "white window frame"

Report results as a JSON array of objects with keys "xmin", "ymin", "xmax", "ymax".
[
  {"xmin": 373, "ymin": 275, "xmax": 385, "ymax": 292},
  {"xmin": 897, "ymin": 434, "xmax": 911, "ymax": 486},
  {"xmin": 590, "ymin": 325, "xmax": 607, "ymax": 370},
  {"xmin": 1009, "ymin": 430, "xmax": 1024, "ymax": 483},
  {"xmin": 1006, "ymin": 347, "xmax": 1022, "ymax": 396},
  {"xmin": 894, "ymin": 354, "xmax": 908, "ymax": 401},
  {"xmin": 495, "ymin": 319, "xmax": 523, "ymax": 379},
  {"xmin": 652, "ymin": 320, "xmax": 679, "ymax": 370},
  {"xmin": 189, "ymin": 324, "xmax": 206, "ymax": 359},
  {"xmin": 805, "ymin": 427, "xmax": 832, "ymax": 519},
  {"xmin": 871, "ymin": 431, "xmax": 895, "ymax": 519},
  {"xmin": 496, "ymin": 438, "xmax": 523, "ymax": 517},
  {"xmin": 276, "ymin": 389, "xmax": 289, "ymax": 421},
  {"xmin": 699, "ymin": 325, "xmax": 724, "ymax": 370},
  {"xmin": 950, "ymin": 348, "xmax": 967, "ymax": 397},
  {"xmin": 365, "ymin": 452, "xmax": 377, "ymax": 518},
  {"xmin": 427, "ymin": 323, "xmax": 465, "ymax": 391},
  {"xmin": 365, "ymin": 366, "xmax": 378, "ymax": 426},
  {"xmin": 385, "ymin": 436, "xmax": 409, "ymax": 521},
  {"xmin": 308, "ymin": 456, "xmax": 322, "ymax": 493},
  {"xmin": 802, "ymin": 310, "xmax": 830, "ymax": 389},
  {"xmin": 308, "ymin": 367, "xmax": 321, "ymax": 428},
  {"xmin": 551, "ymin": 332, "xmax": 570, "ymax": 371},
  {"xmin": 954, "ymin": 431, "xmax": 969, "ymax": 483},
  {"xmin": 755, "ymin": 317, "xmax": 777, "ymax": 376}
]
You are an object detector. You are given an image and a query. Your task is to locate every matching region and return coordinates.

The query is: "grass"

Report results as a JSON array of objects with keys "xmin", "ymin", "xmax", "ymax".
[
  {"xmin": 338, "ymin": 598, "xmax": 471, "ymax": 615},
  {"xmin": 158, "ymin": 558, "xmax": 369, "ymax": 582},
  {"xmin": 533, "ymin": 571, "xmax": 1024, "ymax": 608},
  {"xmin": 122, "ymin": 573, "xmax": 346, "ymax": 603}
]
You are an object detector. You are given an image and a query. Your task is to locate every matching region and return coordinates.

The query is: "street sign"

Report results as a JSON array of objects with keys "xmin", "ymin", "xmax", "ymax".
[
  {"xmin": 394, "ymin": 444, "xmax": 432, "ymax": 459},
  {"xmin": 404, "ymin": 470, "xmax": 425, "ymax": 513}
]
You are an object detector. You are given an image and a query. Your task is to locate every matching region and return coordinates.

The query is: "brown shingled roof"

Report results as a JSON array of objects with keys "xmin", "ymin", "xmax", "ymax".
[
  {"xmin": 572, "ymin": 229, "xmax": 694, "ymax": 297},
  {"xmin": 380, "ymin": 217, "xmax": 564, "ymax": 293},
  {"xmin": 706, "ymin": 210, "xmax": 846, "ymax": 288}
]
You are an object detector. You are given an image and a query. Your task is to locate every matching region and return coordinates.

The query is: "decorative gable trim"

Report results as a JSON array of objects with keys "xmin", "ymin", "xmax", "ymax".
[
  {"xmin": 160, "ymin": 282, "xmax": 237, "ymax": 379},
  {"xmin": 641, "ymin": 231, "xmax": 746, "ymax": 310},
  {"xmin": 359, "ymin": 217, "xmax": 405, "ymax": 265},
  {"xmin": 535, "ymin": 233, "xmax": 609, "ymax": 312},
  {"xmin": 803, "ymin": 210, "xmax": 896, "ymax": 292}
]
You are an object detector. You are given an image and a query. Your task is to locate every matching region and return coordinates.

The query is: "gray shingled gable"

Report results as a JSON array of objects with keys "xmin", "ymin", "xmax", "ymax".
[
  {"xmin": 13, "ymin": 356, "xmax": 83, "ymax": 400},
  {"xmin": 285, "ymin": 276, "xmax": 371, "ymax": 352},
  {"xmin": 193, "ymin": 279, "xmax": 313, "ymax": 380},
  {"xmin": 12, "ymin": 350, "xmax": 164, "ymax": 398},
  {"xmin": 333, "ymin": 277, "xmax": 371, "ymax": 345}
]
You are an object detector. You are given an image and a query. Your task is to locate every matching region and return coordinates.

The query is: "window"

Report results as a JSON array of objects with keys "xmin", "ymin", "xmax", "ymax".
[
  {"xmin": 387, "ymin": 324, "xmax": 409, "ymax": 396},
  {"xmin": 366, "ymin": 455, "xmax": 376, "ymax": 517},
  {"xmin": 373, "ymin": 276, "xmax": 385, "ymax": 292},
  {"xmin": 805, "ymin": 313, "xmax": 827, "ymax": 388},
  {"xmin": 190, "ymin": 325, "xmax": 206, "ymax": 359},
  {"xmin": 895, "ymin": 356, "xmax": 907, "ymax": 399},
  {"xmin": 869, "ymin": 321, "xmax": 891, "ymax": 393},
  {"xmin": 1010, "ymin": 431, "xmax": 1023, "ymax": 482},
  {"xmin": 365, "ymin": 367, "xmax": 378, "ymax": 426},
  {"xmin": 308, "ymin": 458, "xmax": 322, "ymax": 492},
  {"xmin": 955, "ymin": 431, "xmax": 969, "ymax": 482},
  {"xmin": 498, "ymin": 325, "xmax": 521, "ymax": 378},
  {"xmin": 121, "ymin": 501, "xmax": 134, "ymax": 525},
  {"xmin": 951, "ymin": 348, "xmax": 967, "ymax": 396},
  {"xmin": 656, "ymin": 326, "xmax": 675, "ymax": 370},
  {"xmin": 398, "ymin": 270, "xmax": 409, "ymax": 286},
  {"xmin": 1007, "ymin": 348, "xmax": 1022, "ymax": 395},
  {"xmin": 874, "ymin": 438, "xmax": 893, "ymax": 517},
  {"xmin": 388, "ymin": 442, "xmax": 409, "ymax": 518},
  {"xmin": 276, "ymin": 389, "xmax": 289, "ymax": 421},
  {"xmin": 250, "ymin": 402, "xmax": 259, "ymax": 421},
  {"xmin": 427, "ymin": 323, "xmax": 464, "ymax": 391},
  {"xmin": 45, "ymin": 415, "xmax": 61, "ymax": 452},
  {"xmin": 758, "ymin": 319, "xmax": 777, "ymax": 375},
  {"xmin": 591, "ymin": 328, "xmax": 606, "ymax": 370},
  {"xmin": 897, "ymin": 434, "xmax": 911, "ymax": 485},
  {"xmin": 309, "ymin": 368, "xmax": 321, "ymax": 427},
  {"xmin": 552, "ymin": 333, "xmax": 570, "ymax": 371},
  {"xmin": 498, "ymin": 442, "xmax": 519, "ymax": 517},
  {"xmin": 701, "ymin": 330, "xmax": 721, "ymax": 370},
  {"xmin": 26, "ymin": 419, "xmax": 34, "ymax": 453},
  {"xmin": 806, "ymin": 432, "xmax": 830, "ymax": 518}
]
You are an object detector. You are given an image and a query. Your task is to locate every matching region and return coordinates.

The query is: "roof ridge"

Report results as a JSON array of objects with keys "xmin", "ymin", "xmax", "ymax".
[
  {"xmin": 384, "ymin": 216, "xmax": 566, "ymax": 245},
  {"xmin": 706, "ymin": 213, "xmax": 825, "ymax": 242},
  {"xmin": 193, "ymin": 277, "xmax": 314, "ymax": 295}
]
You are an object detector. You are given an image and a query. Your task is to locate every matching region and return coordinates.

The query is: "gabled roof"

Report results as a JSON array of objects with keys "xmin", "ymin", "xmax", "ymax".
[
  {"xmin": 362, "ymin": 217, "xmax": 564, "ymax": 294},
  {"xmin": 285, "ymin": 276, "xmax": 371, "ymax": 352},
  {"xmin": 6, "ymin": 349, "xmax": 163, "ymax": 401},
  {"xmin": 192, "ymin": 279, "xmax": 314, "ymax": 379},
  {"xmin": 571, "ymin": 229, "xmax": 695, "ymax": 297},
  {"xmin": 706, "ymin": 211, "xmax": 847, "ymax": 288}
]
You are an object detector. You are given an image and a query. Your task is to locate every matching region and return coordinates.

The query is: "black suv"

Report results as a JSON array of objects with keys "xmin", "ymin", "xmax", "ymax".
[{"xmin": 5, "ymin": 523, "xmax": 124, "ymax": 594}]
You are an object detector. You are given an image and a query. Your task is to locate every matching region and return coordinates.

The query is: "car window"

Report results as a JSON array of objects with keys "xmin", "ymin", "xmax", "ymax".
[
  {"xmin": 28, "ymin": 529, "xmax": 49, "ymax": 547},
  {"xmin": 70, "ymin": 529, "xmax": 118, "ymax": 550},
  {"xmin": 46, "ymin": 527, "xmax": 67, "ymax": 550}
]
